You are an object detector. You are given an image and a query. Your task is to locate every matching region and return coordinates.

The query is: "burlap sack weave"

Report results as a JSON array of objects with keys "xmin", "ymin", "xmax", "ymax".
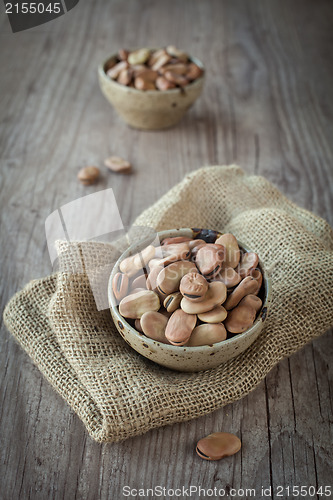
[{"xmin": 3, "ymin": 165, "xmax": 333, "ymax": 443}]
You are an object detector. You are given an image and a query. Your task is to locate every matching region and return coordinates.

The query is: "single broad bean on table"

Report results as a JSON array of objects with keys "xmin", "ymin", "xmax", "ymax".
[
  {"xmin": 105, "ymin": 46, "xmax": 204, "ymax": 91},
  {"xmin": 112, "ymin": 232, "xmax": 264, "ymax": 347}
]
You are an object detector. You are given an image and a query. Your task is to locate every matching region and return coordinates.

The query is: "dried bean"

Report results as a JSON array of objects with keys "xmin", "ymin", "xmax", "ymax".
[
  {"xmin": 249, "ymin": 268, "xmax": 263, "ymax": 291},
  {"xmin": 179, "ymin": 272, "xmax": 208, "ymax": 301},
  {"xmin": 187, "ymin": 323, "xmax": 227, "ymax": 346},
  {"xmin": 118, "ymin": 49, "xmax": 129, "ymax": 61},
  {"xmin": 119, "ymin": 290, "xmax": 160, "ymax": 319},
  {"xmin": 151, "ymin": 53, "xmax": 171, "ymax": 71},
  {"xmin": 161, "ymin": 236, "xmax": 192, "ymax": 246},
  {"xmin": 135, "ymin": 318, "xmax": 143, "ymax": 332},
  {"xmin": 112, "ymin": 272, "xmax": 129, "ymax": 301},
  {"xmin": 197, "ymin": 305, "xmax": 227, "ymax": 323},
  {"xmin": 107, "ymin": 60, "xmax": 128, "ymax": 79},
  {"xmin": 164, "ymin": 71, "xmax": 189, "ymax": 86},
  {"xmin": 186, "ymin": 62, "xmax": 203, "ymax": 80},
  {"xmin": 146, "ymin": 265, "xmax": 164, "ymax": 290},
  {"xmin": 165, "ymin": 309, "xmax": 196, "ymax": 346},
  {"xmin": 155, "ymin": 76, "xmax": 176, "ymax": 90},
  {"xmin": 195, "ymin": 244, "xmax": 225, "ymax": 278},
  {"xmin": 117, "ymin": 68, "xmax": 133, "ymax": 86},
  {"xmin": 77, "ymin": 166, "xmax": 100, "ymax": 185},
  {"xmin": 215, "ymin": 233, "xmax": 240, "ymax": 269},
  {"xmin": 224, "ymin": 276, "xmax": 259, "ymax": 310},
  {"xmin": 188, "ymin": 239, "xmax": 206, "ymax": 250},
  {"xmin": 166, "ymin": 45, "xmax": 188, "ymax": 62},
  {"xmin": 156, "ymin": 261, "xmax": 196, "ymax": 295},
  {"xmin": 163, "ymin": 292, "xmax": 182, "ymax": 313},
  {"xmin": 224, "ymin": 294, "xmax": 262, "ymax": 333},
  {"xmin": 131, "ymin": 274, "xmax": 147, "ymax": 290},
  {"xmin": 141, "ymin": 311, "xmax": 169, "ymax": 343},
  {"xmin": 238, "ymin": 252, "xmax": 259, "ymax": 279},
  {"xmin": 214, "ymin": 267, "xmax": 241, "ymax": 288},
  {"xmin": 134, "ymin": 76, "xmax": 156, "ymax": 90},
  {"xmin": 196, "ymin": 432, "xmax": 241, "ymax": 461},
  {"xmin": 128, "ymin": 48, "xmax": 150, "ymax": 65},
  {"xmin": 181, "ymin": 281, "xmax": 227, "ymax": 314},
  {"xmin": 104, "ymin": 156, "xmax": 132, "ymax": 173},
  {"xmin": 160, "ymin": 63, "xmax": 188, "ymax": 75}
]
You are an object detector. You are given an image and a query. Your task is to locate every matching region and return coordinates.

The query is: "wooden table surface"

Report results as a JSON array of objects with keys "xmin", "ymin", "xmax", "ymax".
[{"xmin": 1, "ymin": 1, "xmax": 332, "ymax": 499}]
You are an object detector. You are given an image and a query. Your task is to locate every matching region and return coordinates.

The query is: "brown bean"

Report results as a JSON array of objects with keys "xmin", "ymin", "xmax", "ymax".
[
  {"xmin": 137, "ymin": 69, "xmax": 158, "ymax": 81},
  {"xmin": 156, "ymin": 261, "xmax": 197, "ymax": 295},
  {"xmin": 214, "ymin": 267, "xmax": 241, "ymax": 288},
  {"xmin": 148, "ymin": 247, "xmax": 190, "ymax": 269},
  {"xmin": 186, "ymin": 62, "xmax": 203, "ymax": 80},
  {"xmin": 148, "ymin": 48, "xmax": 167, "ymax": 67},
  {"xmin": 238, "ymin": 252, "xmax": 259, "ymax": 279},
  {"xmin": 181, "ymin": 281, "xmax": 227, "ymax": 314},
  {"xmin": 224, "ymin": 276, "xmax": 259, "ymax": 310},
  {"xmin": 165, "ymin": 309, "xmax": 196, "ymax": 346},
  {"xmin": 155, "ymin": 76, "xmax": 176, "ymax": 91},
  {"xmin": 117, "ymin": 68, "xmax": 133, "ymax": 86},
  {"xmin": 134, "ymin": 76, "xmax": 156, "ymax": 90},
  {"xmin": 146, "ymin": 265, "xmax": 164, "ymax": 291},
  {"xmin": 131, "ymin": 274, "xmax": 147, "ymax": 290},
  {"xmin": 163, "ymin": 292, "xmax": 182, "ymax": 313},
  {"xmin": 156, "ymin": 242, "xmax": 191, "ymax": 261},
  {"xmin": 140, "ymin": 311, "xmax": 169, "ymax": 343},
  {"xmin": 112, "ymin": 272, "xmax": 129, "ymax": 301},
  {"xmin": 164, "ymin": 71, "xmax": 189, "ymax": 86},
  {"xmin": 120, "ymin": 245, "xmax": 155, "ymax": 278},
  {"xmin": 241, "ymin": 294, "xmax": 262, "ymax": 312},
  {"xmin": 151, "ymin": 53, "xmax": 171, "ymax": 71},
  {"xmin": 187, "ymin": 323, "xmax": 227, "ymax": 346},
  {"xmin": 128, "ymin": 48, "xmax": 150, "ymax": 65},
  {"xmin": 224, "ymin": 295, "xmax": 262, "ymax": 333},
  {"xmin": 249, "ymin": 268, "xmax": 263, "ymax": 291},
  {"xmin": 160, "ymin": 63, "xmax": 188, "ymax": 75},
  {"xmin": 165, "ymin": 45, "xmax": 188, "ymax": 62},
  {"xmin": 161, "ymin": 236, "xmax": 192, "ymax": 246},
  {"xmin": 104, "ymin": 156, "xmax": 132, "ymax": 173},
  {"xmin": 118, "ymin": 49, "xmax": 129, "ymax": 61},
  {"xmin": 107, "ymin": 60, "xmax": 128, "ymax": 79},
  {"xmin": 135, "ymin": 318, "xmax": 143, "ymax": 332},
  {"xmin": 131, "ymin": 64, "xmax": 147, "ymax": 76},
  {"xmin": 77, "ymin": 166, "xmax": 100, "ymax": 185},
  {"xmin": 128, "ymin": 287, "xmax": 147, "ymax": 295},
  {"xmin": 119, "ymin": 290, "xmax": 160, "ymax": 319},
  {"xmin": 195, "ymin": 244, "xmax": 225, "ymax": 278},
  {"xmin": 179, "ymin": 272, "xmax": 208, "ymax": 301},
  {"xmin": 215, "ymin": 233, "xmax": 240, "ymax": 269},
  {"xmin": 196, "ymin": 432, "xmax": 241, "ymax": 461},
  {"xmin": 197, "ymin": 305, "xmax": 227, "ymax": 323},
  {"xmin": 188, "ymin": 239, "xmax": 206, "ymax": 250}
]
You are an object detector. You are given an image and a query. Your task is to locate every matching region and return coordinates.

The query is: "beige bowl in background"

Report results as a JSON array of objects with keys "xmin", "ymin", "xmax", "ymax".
[
  {"xmin": 98, "ymin": 53, "xmax": 205, "ymax": 130},
  {"xmin": 108, "ymin": 228, "xmax": 271, "ymax": 372}
]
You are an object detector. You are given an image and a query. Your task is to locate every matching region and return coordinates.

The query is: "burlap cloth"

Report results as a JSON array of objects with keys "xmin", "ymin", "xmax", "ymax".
[{"xmin": 3, "ymin": 165, "xmax": 333, "ymax": 443}]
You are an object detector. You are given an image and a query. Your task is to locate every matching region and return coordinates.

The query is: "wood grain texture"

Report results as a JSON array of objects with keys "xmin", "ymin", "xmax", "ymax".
[{"xmin": 1, "ymin": 0, "xmax": 332, "ymax": 499}]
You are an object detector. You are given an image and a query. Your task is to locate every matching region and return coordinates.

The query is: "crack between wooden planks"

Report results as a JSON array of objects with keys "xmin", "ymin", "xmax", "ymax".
[
  {"xmin": 311, "ymin": 344, "xmax": 324, "ymax": 422},
  {"xmin": 311, "ymin": 434, "xmax": 320, "ymax": 500},
  {"xmin": 264, "ymin": 378, "xmax": 274, "ymax": 499},
  {"xmin": 287, "ymin": 358, "xmax": 297, "ymax": 431}
]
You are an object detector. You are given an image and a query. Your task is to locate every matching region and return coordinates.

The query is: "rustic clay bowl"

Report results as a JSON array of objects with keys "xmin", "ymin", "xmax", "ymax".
[
  {"xmin": 108, "ymin": 228, "xmax": 271, "ymax": 372},
  {"xmin": 98, "ymin": 53, "xmax": 205, "ymax": 130}
]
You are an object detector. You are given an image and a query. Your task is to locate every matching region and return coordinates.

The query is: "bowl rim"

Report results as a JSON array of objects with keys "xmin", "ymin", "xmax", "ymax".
[
  {"xmin": 98, "ymin": 50, "xmax": 205, "ymax": 95},
  {"xmin": 108, "ymin": 228, "xmax": 271, "ymax": 352}
]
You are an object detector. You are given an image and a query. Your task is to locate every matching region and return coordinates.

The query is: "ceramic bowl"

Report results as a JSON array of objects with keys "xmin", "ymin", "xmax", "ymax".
[
  {"xmin": 108, "ymin": 228, "xmax": 271, "ymax": 372},
  {"xmin": 98, "ymin": 53, "xmax": 205, "ymax": 130}
]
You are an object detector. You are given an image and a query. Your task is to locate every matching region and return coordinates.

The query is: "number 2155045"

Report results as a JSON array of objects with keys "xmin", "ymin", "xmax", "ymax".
[{"xmin": 5, "ymin": 3, "xmax": 62, "ymax": 14}]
